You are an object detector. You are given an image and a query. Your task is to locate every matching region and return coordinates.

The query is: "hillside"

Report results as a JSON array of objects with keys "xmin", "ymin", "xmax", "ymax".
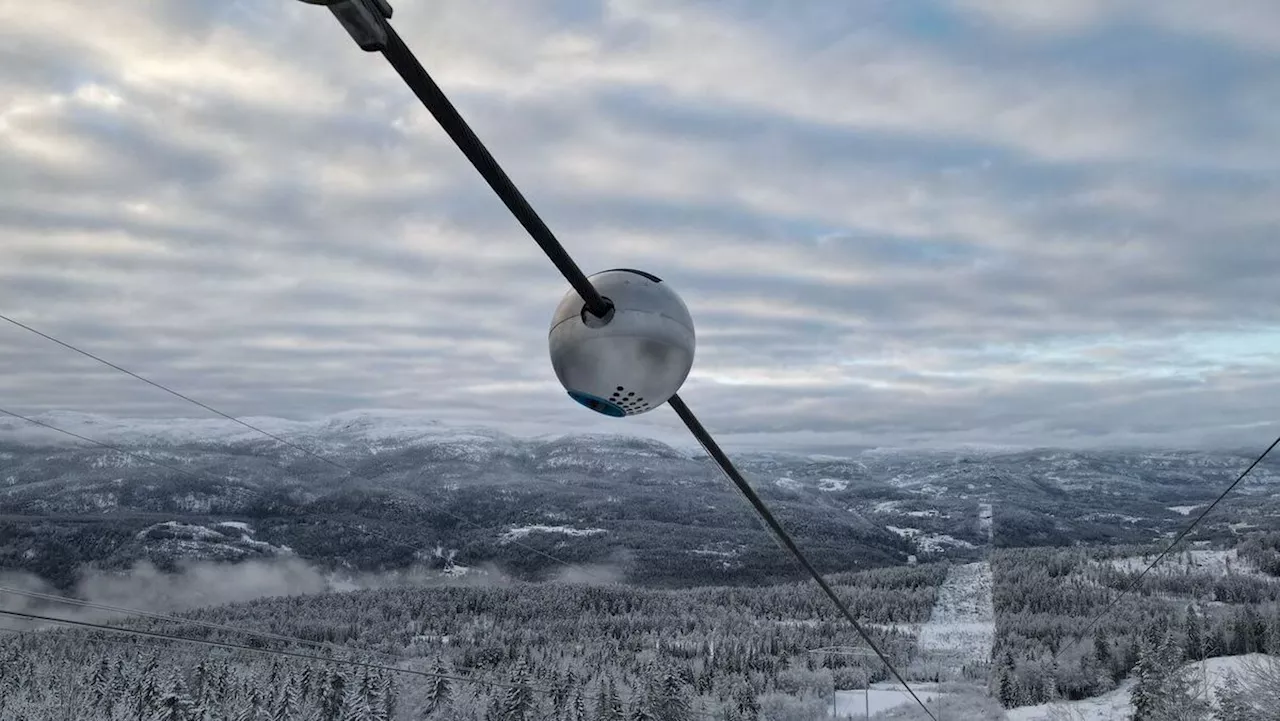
[{"xmin": 3, "ymin": 412, "xmax": 1279, "ymax": 591}]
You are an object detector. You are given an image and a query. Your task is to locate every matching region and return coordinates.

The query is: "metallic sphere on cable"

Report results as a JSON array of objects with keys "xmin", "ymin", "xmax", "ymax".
[{"xmin": 548, "ymin": 269, "xmax": 695, "ymax": 417}]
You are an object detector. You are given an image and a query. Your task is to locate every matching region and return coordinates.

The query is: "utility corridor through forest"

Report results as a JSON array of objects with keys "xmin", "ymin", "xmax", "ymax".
[{"xmin": 918, "ymin": 561, "xmax": 996, "ymax": 677}]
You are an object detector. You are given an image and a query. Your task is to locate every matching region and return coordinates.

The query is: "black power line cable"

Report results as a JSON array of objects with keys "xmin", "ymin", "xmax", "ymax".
[
  {"xmin": 379, "ymin": 27, "xmax": 610, "ymax": 319},
  {"xmin": 353, "ymin": 17, "xmax": 938, "ymax": 719},
  {"xmin": 669, "ymin": 394, "xmax": 937, "ymax": 719},
  {"xmin": 333, "ymin": 15, "xmax": 941, "ymax": 718},
  {"xmin": 0, "ymin": 314, "xmax": 346, "ymax": 474},
  {"xmin": 1054, "ymin": 434, "xmax": 1280, "ymax": 663},
  {"xmin": 4, "ymin": 6, "xmax": 931, "ymax": 717},
  {"xmin": 304, "ymin": 6, "xmax": 941, "ymax": 717}
]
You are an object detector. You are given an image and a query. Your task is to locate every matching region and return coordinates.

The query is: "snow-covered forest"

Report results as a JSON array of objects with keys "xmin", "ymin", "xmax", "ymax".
[
  {"xmin": 0, "ymin": 565, "xmax": 946, "ymax": 720},
  {"xmin": 5, "ymin": 424, "xmax": 1280, "ymax": 720}
]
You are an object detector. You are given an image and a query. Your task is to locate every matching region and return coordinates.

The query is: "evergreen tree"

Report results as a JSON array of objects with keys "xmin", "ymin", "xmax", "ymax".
[
  {"xmin": 731, "ymin": 680, "xmax": 759, "ymax": 721},
  {"xmin": 500, "ymin": 665, "xmax": 534, "ymax": 721},
  {"xmin": 595, "ymin": 680, "xmax": 623, "ymax": 721},
  {"xmin": 379, "ymin": 673, "xmax": 397, "ymax": 721},
  {"xmin": 90, "ymin": 657, "xmax": 113, "ymax": 711},
  {"xmin": 997, "ymin": 670, "xmax": 1018, "ymax": 708},
  {"xmin": 271, "ymin": 679, "xmax": 299, "ymax": 721},
  {"xmin": 422, "ymin": 662, "xmax": 452, "ymax": 718},
  {"xmin": 318, "ymin": 669, "xmax": 347, "ymax": 721},
  {"xmin": 1185, "ymin": 605, "xmax": 1204, "ymax": 661},
  {"xmin": 649, "ymin": 666, "xmax": 692, "ymax": 721},
  {"xmin": 1093, "ymin": 629, "xmax": 1112, "ymax": 667},
  {"xmin": 1214, "ymin": 675, "xmax": 1251, "ymax": 721},
  {"xmin": 1130, "ymin": 640, "xmax": 1160, "ymax": 721},
  {"xmin": 342, "ymin": 684, "xmax": 373, "ymax": 721},
  {"xmin": 235, "ymin": 689, "xmax": 263, "ymax": 721},
  {"xmin": 1131, "ymin": 633, "xmax": 1211, "ymax": 721}
]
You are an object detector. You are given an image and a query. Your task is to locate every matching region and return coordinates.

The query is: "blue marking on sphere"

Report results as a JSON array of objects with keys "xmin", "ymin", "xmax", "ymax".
[{"xmin": 567, "ymin": 390, "xmax": 627, "ymax": 417}]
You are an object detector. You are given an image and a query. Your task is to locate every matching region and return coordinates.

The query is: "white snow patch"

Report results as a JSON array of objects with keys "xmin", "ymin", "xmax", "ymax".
[
  {"xmin": 690, "ymin": 548, "xmax": 738, "ymax": 558},
  {"xmin": 774, "ymin": 477, "xmax": 802, "ymax": 490},
  {"xmin": 873, "ymin": 500, "xmax": 903, "ymax": 513},
  {"xmin": 1168, "ymin": 504, "xmax": 1202, "ymax": 516},
  {"xmin": 833, "ymin": 685, "xmax": 950, "ymax": 717},
  {"xmin": 216, "ymin": 521, "xmax": 253, "ymax": 533},
  {"xmin": 817, "ymin": 478, "xmax": 849, "ymax": 492},
  {"xmin": 886, "ymin": 526, "xmax": 977, "ymax": 554},
  {"xmin": 499, "ymin": 525, "xmax": 606, "ymax": 542}
]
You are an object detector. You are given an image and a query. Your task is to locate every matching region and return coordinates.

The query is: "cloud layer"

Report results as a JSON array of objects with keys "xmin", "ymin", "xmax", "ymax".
[{"xmin": 1, "ymin": 0, "xmax": 1278, "ymax": 451}]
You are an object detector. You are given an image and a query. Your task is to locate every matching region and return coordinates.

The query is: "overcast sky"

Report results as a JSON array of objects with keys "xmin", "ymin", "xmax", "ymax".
[{"xmin": 1, "ymin": 0, "xmax": 1278, "ymax": 452}]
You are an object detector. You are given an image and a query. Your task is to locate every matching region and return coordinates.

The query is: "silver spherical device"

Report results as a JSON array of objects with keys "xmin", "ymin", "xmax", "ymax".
[{"xmin": 548, "ymin": 269, "xmax": 695, "ymax": 417}]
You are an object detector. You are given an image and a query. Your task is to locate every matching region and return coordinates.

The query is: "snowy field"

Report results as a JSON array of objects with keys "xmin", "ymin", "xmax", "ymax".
[
  {"xmin": 499, "ymin": 525, "xmax": 606, "ymax": 542},
  {"xmin": 916, "ymin": 561, "xmax": 995, "ymax": 672},
  {"xmin": 833, "ymin": 684, "xmax": 949, "ymax": 717},
  {"xmin": 1006, "ymin": 654, "xmax": 1273, "ymax": 720}
]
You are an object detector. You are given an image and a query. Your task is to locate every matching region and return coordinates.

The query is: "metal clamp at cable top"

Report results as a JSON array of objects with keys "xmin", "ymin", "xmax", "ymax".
[
  {"xmin": 295, "ymin": 0, "xmax": 614, "ymax": 319},
  {"xmin": 298, "ymin": 0, "xmax": 394, "ymax": 52}
]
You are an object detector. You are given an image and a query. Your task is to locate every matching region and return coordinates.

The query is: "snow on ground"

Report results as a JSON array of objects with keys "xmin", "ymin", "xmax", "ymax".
[
  {"xmin": 833, "ymin": 685, "xmax": 950, "ymax": 717},
  {"xmin": 775, "ymin": 477, "xmax": 802, "ymax": 490},
  {"xmin": 917, "ymin": 562, "xmax": 995, "ymax": 673},
  {"xmin": 1168, "ymin": 504, "xmax": 1202, "ymax": 516},
  {"xmin": 499, "ymin": 525, "xmax": 606, "ymax": 542},
  {"xmin": 1007, "ymin": 654, "xmax": 1273, "ymax": 720},
  {"xmin": 886, "ymin": 526, "xmax": 978, "ymax": 554},
  {"xmin": 873, "ymin": 500, "xmax": 903, "ymax": 513},
  {"xmin": 216, "ymin": 521, "xmax": 253, "ymax": 532},
  {"xmin": 818, "ymin": 478, "xmax": 849, "ymax": 492}
]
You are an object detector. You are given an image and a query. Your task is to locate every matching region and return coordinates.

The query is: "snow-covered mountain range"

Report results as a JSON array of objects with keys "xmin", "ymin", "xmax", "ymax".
[{"xmin": 2, "ymin": 411, "xmax": 1277, "ymax": 589}]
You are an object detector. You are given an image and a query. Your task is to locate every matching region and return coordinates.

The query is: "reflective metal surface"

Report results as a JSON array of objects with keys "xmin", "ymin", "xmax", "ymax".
[{"xmin": 548, "ymin": 269, "xmax": 695, "ymax": 416}]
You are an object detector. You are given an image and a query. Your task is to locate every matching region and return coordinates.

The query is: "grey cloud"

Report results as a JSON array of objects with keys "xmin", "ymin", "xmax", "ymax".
[{"xmin": 0, "ymin": 0, "xmax": 1277, "ymax": 451}]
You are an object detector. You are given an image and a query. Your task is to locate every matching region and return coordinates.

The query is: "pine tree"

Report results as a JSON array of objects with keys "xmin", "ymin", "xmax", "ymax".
[
  {"xmin": 731, "ymin": 680, "xmax": 759, "ymax": 721},
  {"xmin": 90, "ymin": 657, "xmax": 113, "ymax": 711},
  {"xmin": 1214, "ymin": 674, "xmax": 1252, "ymax": 721},
  {"xmin": 997, "ymin": 670, "xmax": 1018, "ymax": 708},
  {"xmin": 1130, "ymin": 640, "xmax": 1160, "ymax": 721},
  {"xmin": 318, "ymin": 669, "xmax": 347, "ymax": 721},
  {"xmin": 649, "ymin": 666, "xmax": 691, "ymax": 721},
  {"xmin": 500, "ymin": 665, "xmax": 535, "ymax": 721},
  {"xmin": 422, "ymin": 662, "xmax": 452, "ymax": 718},
  {"xmin": 193, "ymin": 661, "xmax": 211, "ymax": 707},
  {"xmin": 1185, "ymin": 605, "xmax": 1204, "ymax": 661},
  {"xmin": 236, "ymin": 689, "xmax": 263, "ymax": 721},
  {"xmin": 1094, "ymin": 629, "xmax": 1112, "ymax": 666},
  {"xmin": 271, "ymin": 679, "xmax": 299, "ymax": 721},
  {"xmin": 342, "ymin": 684, "xmax": 373, "ymax": 721},
  {"xmin": 379, "ymin": 672, "xmax": 397, "ymax": 721}
]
